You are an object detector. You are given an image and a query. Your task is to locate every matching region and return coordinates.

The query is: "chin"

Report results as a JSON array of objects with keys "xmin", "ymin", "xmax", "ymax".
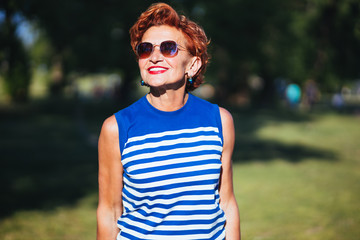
[{"xmin": 147, "ymin": 81, "xmax": 165, "ymax": 87}]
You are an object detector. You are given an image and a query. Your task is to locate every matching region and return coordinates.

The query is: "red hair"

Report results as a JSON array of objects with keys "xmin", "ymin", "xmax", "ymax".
[{"xmin": 129, "ymin": 3, "xmax": 210, "ymax": 91}]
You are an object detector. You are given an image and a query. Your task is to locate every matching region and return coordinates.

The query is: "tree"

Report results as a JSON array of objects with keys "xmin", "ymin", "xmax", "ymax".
[
  {"xmin": 186, "ymin": 0, "xmax": 360, "ymax": 105},
  {"xmin": 21, "ymin": 0, "xmax": 151, "ymax": 99},
  {"xmin": 307, "ymin": 0, "xmax": 360, "ymax": 91},
  {"xmin": 0, "ymin": 0, "xmax": 31, "ymax": 102},
  {"xmin": 1, "ymin": 0, "xmax": 358, "ymax": 104}
]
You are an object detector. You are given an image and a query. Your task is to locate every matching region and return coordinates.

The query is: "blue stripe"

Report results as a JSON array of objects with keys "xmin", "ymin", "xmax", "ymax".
[
  {"xmin": 130, "ymin": 158, "xmax": 221, "ymax": 175},
  {"xmin": 123, "ymin": 149, "xmax": 222, "ymax": 168},
  {"xmin": 119, "ymin": 231, "xmax": 143, "ymax": 240},
  {"xmin": 211, "ymin": 226, "xmax": 226, "ymax": 240},
  {"xmin": 125, "ymin": 131, "xmax": 220, "ymax": 148},
  {"xmin": 123, "ymin": 188, "xmax": 214, "ymax": 202},
  {"xmin": 123, "ymin": 178, "xmax": 219, "ymax": 194},
  {"xmin": 118, "ymin": 219, "xmax": 225, "ymax": 236},
  {"xmin": 122, "ymin": 141, "xmax": 222, "ymax": 160},
  {"xmin": 122, "ymin": 208, "xmax": 222, "ymax": 219},
  {"xmin": 123, "ymin": 195, "xmax": 215, "ymax": 211},
  {"xmin": 121, "ymin": 212, "xmax": 224, "ymax": 228},
  {"xmin": 124, "ymin": 168, "xmax": 220, "ymax": 184},
  {"xmin": 123, "ymin": 206, "xmax": 130, "ymax": 213}
]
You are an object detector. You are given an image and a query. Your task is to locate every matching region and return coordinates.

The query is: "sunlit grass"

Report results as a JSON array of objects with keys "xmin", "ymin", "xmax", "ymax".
[
  {"xmin": 28, "ymin": 66, "xmax": 50, "ymax": 99},
  {"xmin": 0, "ymin": 194, "xmax": 97, "ymax": 240},
  {"xmin": 234, "ymin": 111, "xmax": 360, "ymax": 240}
]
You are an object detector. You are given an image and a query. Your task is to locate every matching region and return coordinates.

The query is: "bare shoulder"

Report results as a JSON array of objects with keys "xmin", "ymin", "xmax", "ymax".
[
  {"xmin": 219, "ymin": 107, "xmax": 234, "ymax": 129},
  {"xmin": 99, "ymin": 115, "xmax": 119, "ymax": 144},
  {"xmin": 101, "ymin": 115, "xmax": 118, "ymax": 134},
  {"xmin": 98, "ymin": 115, "xmax": 121, "ymax": 165},
  {"xmin": 218, "ymin": 107, "xmax": 235, "ymax": 152}
]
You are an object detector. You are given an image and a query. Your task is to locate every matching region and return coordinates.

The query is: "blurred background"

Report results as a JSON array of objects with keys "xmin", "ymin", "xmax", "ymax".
[{"xmin": 0, "ymin": 0, "xmax": 359, "ymax": 239}]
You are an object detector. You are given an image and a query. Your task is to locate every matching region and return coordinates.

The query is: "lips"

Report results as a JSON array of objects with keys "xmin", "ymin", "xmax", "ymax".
[{"xmin": 148, "ymin": 66, "xmax": 168, "ymax": 74}]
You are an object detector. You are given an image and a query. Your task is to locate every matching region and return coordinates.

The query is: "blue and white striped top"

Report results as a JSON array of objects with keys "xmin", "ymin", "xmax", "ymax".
[{"xmin": 114, "ymin": 94, "xmax": 226, "ymax": 240}]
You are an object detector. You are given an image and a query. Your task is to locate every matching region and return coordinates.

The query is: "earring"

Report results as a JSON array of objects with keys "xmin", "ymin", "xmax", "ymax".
[
  {"xmin": 188, "ymin": 77, "xmax": 194, "ymax": 85},
  {"xmin": 140, "ymin": 80, "xmax": 145, "ymax": 86}
]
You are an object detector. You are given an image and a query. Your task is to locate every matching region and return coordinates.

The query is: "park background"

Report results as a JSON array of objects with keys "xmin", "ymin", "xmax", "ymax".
[{"xmin": 1, "ymin": 0, "xmax": 360, "ymax": 239}]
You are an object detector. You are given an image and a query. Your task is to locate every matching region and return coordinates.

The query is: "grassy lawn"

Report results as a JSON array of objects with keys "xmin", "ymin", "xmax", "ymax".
[
  {"xmin": 232, "ymin": 109, "xmax": 360, "ymax": 240},
  {"xmin": 0, "ymin": 99, "xmax": 359, "ymax": 240}
]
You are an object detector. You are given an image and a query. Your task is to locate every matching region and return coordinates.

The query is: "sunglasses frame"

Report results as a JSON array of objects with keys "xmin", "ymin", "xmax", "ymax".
[{"xmin": 136, "ymin": 40, "xmax": 186, "ymax": 59}]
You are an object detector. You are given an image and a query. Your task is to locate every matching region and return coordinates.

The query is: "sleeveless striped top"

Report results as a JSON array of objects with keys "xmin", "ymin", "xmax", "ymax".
[{"xmin": 114, "ymin": 94, "xmax": 226, "ymax": 240}]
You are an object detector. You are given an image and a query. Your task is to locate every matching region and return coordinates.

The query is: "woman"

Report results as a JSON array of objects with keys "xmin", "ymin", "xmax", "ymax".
[{"xmin": 97, "ymin": 3, "xmax": 240, "ymax": 240}]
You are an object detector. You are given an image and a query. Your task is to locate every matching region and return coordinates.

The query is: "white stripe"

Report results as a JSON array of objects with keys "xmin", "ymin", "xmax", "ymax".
[
  {"xmin": 123, "ymin": 203, "xmax": 219, "ymax": 216},
  {"xmin": 124, "ymin": 127, "xmax": 219, "ymax": 147},
  {"xmin": 127, "ymin": 210, "xmax": 224, "ymax": 223},
  {"xmin": 123, "ymin": 173, "xmax": 219, "ymax": 189},
  {"xmin": 123, "ymin": 135, "xmax": 221, "ymax": 155},
  {"xmin": 129, "ymin": 163, "xmax": 221, "ymax": 180},
  {"xmin": 127, "ymin": 154, "xmax": 221, "ymax": 173},
  {"xmin": 123, "ymin": 198, "xmax": 135, "ymax": 211},
  {"xmin": 215, "ymin": 230, "xmax": 226, "ymax": 240},
  {"xmin": 122, "ymin": 145, "xmax": 223, "ymax": 165},
  {"xmin": 121, "ymin": 215, "xmax": 226, "ymax": 231},
  {"xmin": 117, "ymin": 234, "xmax": 131, "ymax": 240},
  {"xmin": 118, "ymin": 218, "xmax": 225, "ymax": 240},
  {"xmin": 117, "ymin": 235, "xmax": 131, "ymax": 240},
  {"xmin": 123, "ymin": 194, "xmax": 214, "ymax": 212},
  {"xmin": 123, "ymin": 184, "xmax": 216, "ymax": 198}
]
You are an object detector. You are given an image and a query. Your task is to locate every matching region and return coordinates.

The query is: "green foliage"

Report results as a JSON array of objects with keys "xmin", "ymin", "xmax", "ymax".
[
  {"xmin": 1, "ymin": 0, "xmax": 359, "ymax": 102},
  {"xmin": 190, "ymin": 0, "xmax": 360, "ymax": 100},
  {"xmin": 29, "ymin": 29, "xmax": 53, "ymax": 68},
  {"xmin": 2, "ymin": 51, "xmax": 31, "ymax": 102},
  {"xmin": 0, "ymin": 0, "xmax": 32, "ymax": 102},
  {"xmin": 305, "ymin": 0, "xmax": 360, "ymax": 90}
]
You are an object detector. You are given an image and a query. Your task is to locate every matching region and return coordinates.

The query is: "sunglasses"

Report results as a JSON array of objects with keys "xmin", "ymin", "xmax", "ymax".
[{"xmin": 136, "ymin": 40, "xmax": 186, "ymax": 59}]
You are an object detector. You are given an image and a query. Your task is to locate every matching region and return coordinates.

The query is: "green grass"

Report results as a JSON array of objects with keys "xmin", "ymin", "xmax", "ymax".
[
  {"xmin": 232, "ymin": 109, "xmax": 360, "ymax": 240},
  {"xmin": 0, "ymin": 100, "xmax": 359, "ymax": 240}
]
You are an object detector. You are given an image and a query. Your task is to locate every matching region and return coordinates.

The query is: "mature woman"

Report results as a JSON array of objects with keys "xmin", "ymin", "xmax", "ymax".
[{"xmin": 97, "ymin": 3, "xmax": 240, "ymax": 240}]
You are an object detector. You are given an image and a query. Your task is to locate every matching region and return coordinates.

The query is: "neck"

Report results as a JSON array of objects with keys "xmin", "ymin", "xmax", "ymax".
[{"xmin": 147, "ymin": 89, "xmax": 188, "ymax": 112}]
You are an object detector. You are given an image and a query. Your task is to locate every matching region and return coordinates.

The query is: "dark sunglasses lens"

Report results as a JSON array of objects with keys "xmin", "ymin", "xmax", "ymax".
[
  {"xmin": 160, "ymin": 41, "xmax": 178, "ymax": 57},
  {"xmin": 137, "ymin": 42, "xmax": 153, "ymax": 58}
]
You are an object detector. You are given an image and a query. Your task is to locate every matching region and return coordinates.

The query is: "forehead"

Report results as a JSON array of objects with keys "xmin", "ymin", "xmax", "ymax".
[{"xmin": 141, "ymin": 25, "xmax": 186, "ymax": 44}]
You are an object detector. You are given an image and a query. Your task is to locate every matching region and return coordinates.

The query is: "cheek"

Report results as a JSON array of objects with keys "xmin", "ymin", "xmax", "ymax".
[
  {"xmin": 138, "ymin": 60, "xmax": 146, "ymax": 70},
  {"xmin": 167, "ymin": 58, "xmax": 188, "ymax": 72},
  {"xmin": 138, "ymin": 61, "xmax": 148, "ymax": 77}
]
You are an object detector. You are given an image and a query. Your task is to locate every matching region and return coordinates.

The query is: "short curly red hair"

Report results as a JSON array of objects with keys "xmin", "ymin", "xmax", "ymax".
[{"xmin": 129, "ymin": 3, "xmax": 210, "ymax": 91}]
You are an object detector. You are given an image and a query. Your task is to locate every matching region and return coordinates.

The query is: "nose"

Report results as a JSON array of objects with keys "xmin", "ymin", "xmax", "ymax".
[{"xmin": 149, "ymin": 46, "xmax": 163, "ymax": 63}]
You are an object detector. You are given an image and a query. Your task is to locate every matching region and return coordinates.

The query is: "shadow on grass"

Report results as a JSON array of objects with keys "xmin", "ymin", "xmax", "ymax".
[
  {"xmin": 0, "ymin": 98, "xmax": 122, "ymax": 218},
  {"xmin": 230, "ymin": 107, "xmax": 338, "ymax": 163},
  {"xmin": 0, "ymin": 99, "xmax": 337, "ymax": 218},
  {"xmin": 233, "ymin": 138, "xmax": 337, "ymax": 163}
]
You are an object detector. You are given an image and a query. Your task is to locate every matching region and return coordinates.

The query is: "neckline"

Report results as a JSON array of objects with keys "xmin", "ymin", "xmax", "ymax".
[{"xmin": 143, "ymin": 93, "xmax": 192, "ymax": 115}]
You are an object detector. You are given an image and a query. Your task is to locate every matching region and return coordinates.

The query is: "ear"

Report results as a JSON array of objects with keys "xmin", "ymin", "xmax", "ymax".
[{"xmin": 187, "ymin": 56, "xmax": 202, "ymax": 77}]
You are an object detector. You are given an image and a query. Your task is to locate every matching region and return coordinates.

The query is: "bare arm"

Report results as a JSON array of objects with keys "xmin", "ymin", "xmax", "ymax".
[
  {"xmin": 97, "ymin": 115, "xmax": 123, "ymax": 240},
  {"xmin": 219, "ymin": 107, "xmax": 241, "ymax": 240}
]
